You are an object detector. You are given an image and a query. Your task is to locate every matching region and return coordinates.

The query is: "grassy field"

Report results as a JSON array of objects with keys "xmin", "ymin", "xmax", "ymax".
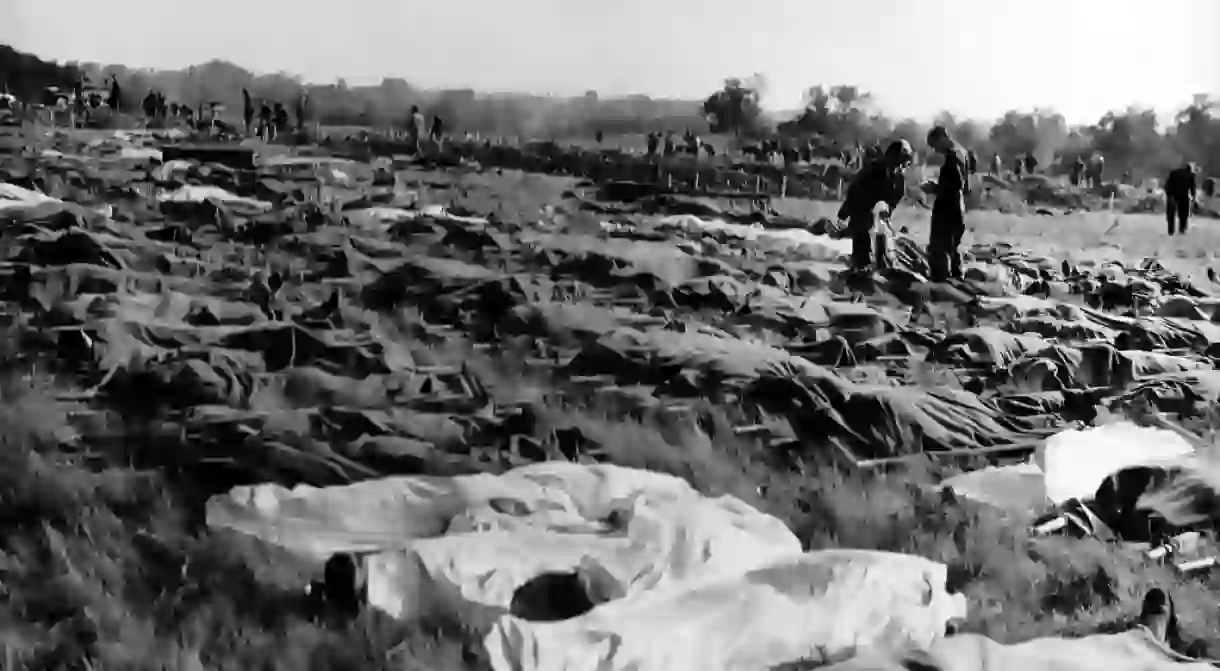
[
  {"xmin": 6, "ymin": 139, "xmax": 1220, "ymax": 669},
  {"xmin": 776, "ymin": 198, "xmax": 1220, "ymax": 280}
]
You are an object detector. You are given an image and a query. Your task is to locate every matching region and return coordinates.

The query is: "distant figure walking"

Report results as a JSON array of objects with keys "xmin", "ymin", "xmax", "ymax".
[
  {"xmin": 242, "ymin": 88, "xmax": 254, "ymax": 135},
  {"xmin": 295, "ymin": 93, "xmax": 308, "ymax": 132},
  {"xmin": 1089, "ymin": 155, "xmax": 1106, "ymax": 188},
  {"xmin": 409, "ymin": 105, "xmax": 425, "ymax": 153},
  {"xmin": 645, "ymin": 132, "xmax": 659, "ymax": 156},
  {"xmin": 141, "ymin": 89, "xmax": 158, "ymax": 120},
  {"xmin": 1023, "ymin": 153, "xmax": 1038, "ymax": 175},
  {"xmin": 1164, "ymin": 162, "xmax": 1198, "ymax": 236},
  {"xmin": 258, "ymin": 102, "xmax": 273, "ymax": 141},
  {"xmin": 989, "ymin": 152, "xmax": 1001, "ymax": 177},
  {"xmin": 273, "ymin": 102, "xmax": 289, "ymax": 136},
  {"xmin": 1070, "ymin": 157, "xmax": 1085, "ymax": 187},
  {"xmin": 686, "ymin": 132, "xmax": 700, "ymax": 157},
  {"xmin": 430, "ymin": 114, "xmax": 444, "ymax": 143},
  {"xmin": 108, "ymin": 76, "xmax": 122, "ymax": 112}
]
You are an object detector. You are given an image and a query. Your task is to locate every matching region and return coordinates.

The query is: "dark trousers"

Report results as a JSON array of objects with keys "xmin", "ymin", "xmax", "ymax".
[
  {"xmin": 1167, "ymin": 197, "xmax": 1191, "ymax": 235},
  {"xmin": 849, "ymin": 212, "xmax": 874, "ymax": 268},
  {"xmin": 928, "ymin": 207, "xmax": 965, "ymax": 281}
]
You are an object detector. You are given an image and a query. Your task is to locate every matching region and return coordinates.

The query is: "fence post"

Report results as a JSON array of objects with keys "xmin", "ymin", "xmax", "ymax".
[
  {"xmin": 694, "ymin": 170, "xmax": 700, "ymax": 191},
  {"xmin": 755, "ymin": 174, "xmax": 761, "ymax": 192},
  {"xmin": 781, "ymin": 175, "xmax": 788, "ymax": 198}
]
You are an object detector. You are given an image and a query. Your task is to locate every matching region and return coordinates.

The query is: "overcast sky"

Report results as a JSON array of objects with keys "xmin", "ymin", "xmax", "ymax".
[{"xmin": 4, "ymin": 0, "xmax": 1217, "ymax": 125}]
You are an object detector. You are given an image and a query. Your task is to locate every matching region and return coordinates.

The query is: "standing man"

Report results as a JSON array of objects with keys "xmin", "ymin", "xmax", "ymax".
[
  {"xmin": 429, "ymin": 114, "xmax": 444, "ymax": 143},
  {"xmin": 1091, "ymin": 155, "xmax": 1106, "ymax": 188},
  {"xmin": 242, "ymin": 88, "xmax": 254, "ymax": 136},
  {"xmin": 258, "ymin": 101, "xmax": 273, "ymax": 141},
  {"xmin": 409, "ymin": 105, "xmax": 426, "ymax": 154},
  {"xmin": 108, "ymin": 75, "xmax": 122, "ymax": 113},
  {"xmin": 1164, "ymin": 161, "xmax": 1198, "ymax": 236},
  {"xmin": 836, "ymin": 139, "xmax": 913, "ymax": 273},
  {"xmin": 273, "ymin": 102, "xmax": 290, "ymax": 137},
  {"xmin": 1070, "ymin": 157, "xmax": 1086, "ymax": 187},
  {"xmin": 990, "ymin": 152, "xmax": 1001, "ymax": 177},
  {"xmin": 295, "ymin": 92, "xmax": 308, "ymax": 133},
  {"xmin": 923, "ymin": 126, "xmax": 971, "ymax": 281}
]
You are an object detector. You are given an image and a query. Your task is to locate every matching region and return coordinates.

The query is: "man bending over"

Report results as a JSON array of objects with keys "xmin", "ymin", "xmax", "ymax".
[{"xmin": 837, "ymin": 139, "xmax": 913, "ymax": 273}]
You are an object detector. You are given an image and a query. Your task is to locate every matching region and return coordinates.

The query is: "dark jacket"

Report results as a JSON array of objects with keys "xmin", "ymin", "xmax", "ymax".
[
  {"xmin": 838, "ymin": 161, "xmax": 905, "ymax": 221},
  {"xmin": 1165, "ymin": 166, "xmax": 1197, "ymax": 200},
  {"xmin": 934, "ymin": 144, "xmax": 971, "ymax": 212}
]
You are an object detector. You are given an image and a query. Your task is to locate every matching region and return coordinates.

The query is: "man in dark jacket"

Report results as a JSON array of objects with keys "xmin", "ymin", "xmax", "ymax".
[
  {"xmin": 924, "ymin": 126, "xmax": 971, "ymax": 281},
  {"xmin": 1164, "ymin": 162, "xmax": 1198, "ymax": 236},
  {"xmin": 837, "ymin": 139, "xmax": 913, "ymax": 272}
]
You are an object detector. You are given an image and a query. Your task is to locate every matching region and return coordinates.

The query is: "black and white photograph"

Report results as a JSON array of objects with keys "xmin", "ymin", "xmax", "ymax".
[{"xmin": 1, "ymin": 0, "xmax": 1219, "ymax": 668}]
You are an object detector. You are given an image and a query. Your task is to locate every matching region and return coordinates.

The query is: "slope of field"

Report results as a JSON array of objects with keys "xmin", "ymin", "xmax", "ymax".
[{"xmin": 2, "ymin": 125, "xmax": 1220, "ymax": 668}]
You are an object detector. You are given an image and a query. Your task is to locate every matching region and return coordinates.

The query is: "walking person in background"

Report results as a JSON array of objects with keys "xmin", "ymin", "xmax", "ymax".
[
  {"xmin": 295, "ymin": 92, "xmax": 308, "ymax": 133},
  {"xmin": 990, "ymin": 152, "xmax": 1001, "ymax": 177},
  {"xmin": 1023, "ymin": 153, "xmax": 1038, "ymax": 176},
  {"xmin": 273, "ymin": 102, "xmax": 290, "ymax": 138},
  {"xmin": 836, "ymin": 139, "xmax": 912, "ymax": 274},
  {"xmin": 923, "ymin": 125, "xmax": 971, "ymax": 281},
  {"xmin": 242, "ymin": 88, "xmax": 253, "ymax": 136},
  {"xmin": 258, "ymin": 101, "xmax": 272, "ymax": 141},
  {"xmin": 108, "ymin": 75, "xmax": 121, "ymax": 113},
  {"xmin": 430, "ymin": 114, "xmax": 444, "ymax": 143},
  {"xmin": 409, "ymin": 105, "xmax": 425, "ymax": 154},
  {"xmin": 141, "ymin": 89, "xmax": 157, "ymax": 121},
  {"xmin": 1164, "ymin": 161, "xmax": 1198, "ymax": 236}
]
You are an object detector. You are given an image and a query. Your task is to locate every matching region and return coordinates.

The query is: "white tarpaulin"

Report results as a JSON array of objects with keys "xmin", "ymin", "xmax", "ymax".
[
  {"xmin": 943, "ymin": 422, "xmax": 1197, "ymax": 512},
  {"xmin": 486, "ymin": 548, "xmax": 967, "ymax": 671},
  {"xmin": 658, "ymin": 214, "xmax": 852, "ymax": 261},
  {"xmin": 1037, "ymin": 422, "xmax": 1195, "ymax": 504},
  {"xmin": 0, "ymin": 182, "xmax": 61, "ymax": 212},
  {"xmin": 206, "ymin": 462, "xmax": 967, "ymax": 670},
  {"xmin": 821, "ymin": 628, "xmax": 1216, "ymax": 671}
]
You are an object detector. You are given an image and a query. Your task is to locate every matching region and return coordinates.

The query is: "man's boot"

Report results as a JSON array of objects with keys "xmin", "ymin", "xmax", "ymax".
[{"xmin": 1137, "ymin": 588, "xmax": 1174, "ymax": 643}]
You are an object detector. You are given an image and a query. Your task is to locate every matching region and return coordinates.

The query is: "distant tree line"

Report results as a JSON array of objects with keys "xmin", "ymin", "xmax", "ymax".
[
  {"xmin": 2, "ymin": 45, "xmax": 1217, "ymax": 184},
  {"xmin": 704, "ymin": 76, "xmax": 1220, "ymax": 184}
]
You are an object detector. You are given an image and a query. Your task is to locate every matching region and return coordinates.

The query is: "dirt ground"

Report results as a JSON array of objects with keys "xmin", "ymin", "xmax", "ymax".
[{"xmin": 4, "ymin": 125, "xmax": 1220, "ymax": 669}]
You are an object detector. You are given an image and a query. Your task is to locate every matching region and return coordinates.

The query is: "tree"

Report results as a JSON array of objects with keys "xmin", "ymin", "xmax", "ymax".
[
  {"xmin": 781, "ymin": 84, "xmax": 874, "ymax": 145},
  {"xmin": 702, "ymin": 75, "xmax": 766, "ymax": 137},
  {"xmin": 1174, "ymin": 95, "xmax": 1220, "ymax": 177},
  {"xmin": 1092, "ymin": 107, "xmax": 1173, "ymax": 182}
]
